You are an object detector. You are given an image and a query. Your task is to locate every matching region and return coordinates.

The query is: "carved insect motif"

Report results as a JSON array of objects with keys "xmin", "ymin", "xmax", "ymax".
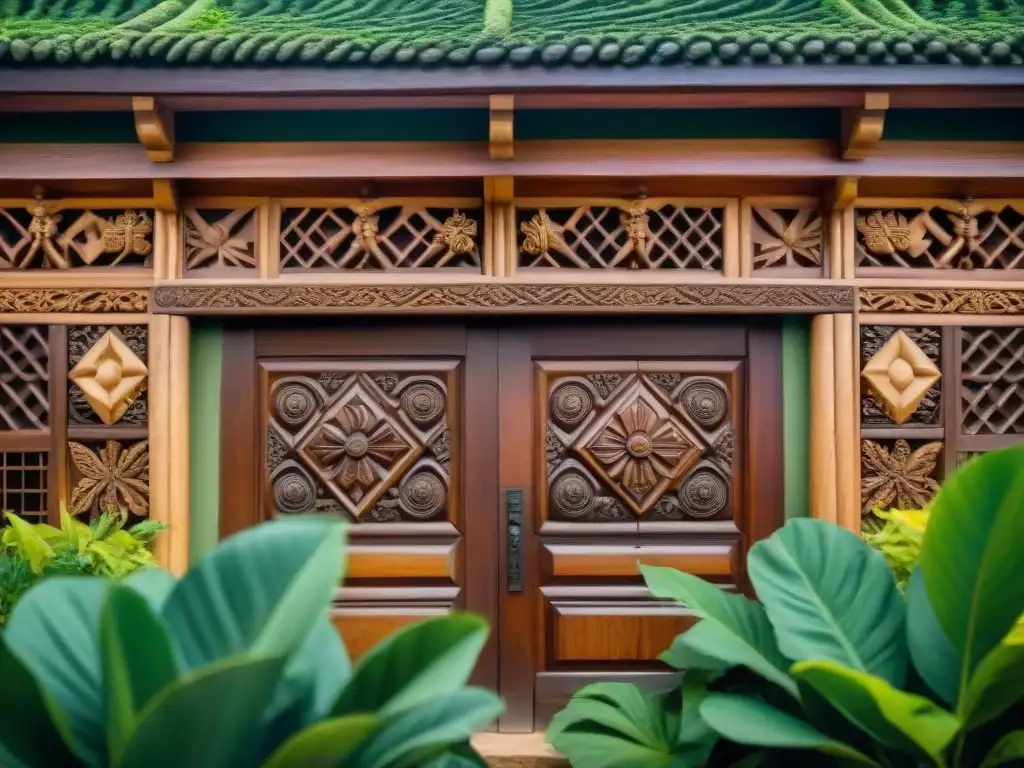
[
  {"xmin": 622, "ymin": 203, "xmax": 651, "ymax": 266},
  {"xmin": 22, "ymin": 199, "xmax": 68, "ymax": 268},
  {"xmin": 103, "ymin": 210, "xmax": 153, "ymax": 264},
  {"xmin": 857, "ymin": 210, "xmax": 915, "ymax": 255}
]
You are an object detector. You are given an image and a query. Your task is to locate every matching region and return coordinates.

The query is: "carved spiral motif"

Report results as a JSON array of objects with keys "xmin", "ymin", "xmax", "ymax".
[
  {"xmin": 274, "ymin": 381, "xmax": 318, "ymax": 427},
  {"xmin": 678, "ymin": 470, "xmax": 728, "ymax": 518},
  {"xmin": 550, "ymin": 383, "xmax": 593, "ymax": 429},
  {"xmin": 400, "ymin": 382, "xmax": 445, "ymax": 426},
  {"xmin": 680, "ymin": 379, "xmax": 728, "ymax": 429},
  {"xmin": 399, "ymin": 471, "xmax": 446, "ymax": 519},
  {"xmin": 551, "ymin": 472, "xmax": 595, "ymax": 519},
  {"xmin": 273, "ymin": 469, "xmax": 317, "ymax": 514}
]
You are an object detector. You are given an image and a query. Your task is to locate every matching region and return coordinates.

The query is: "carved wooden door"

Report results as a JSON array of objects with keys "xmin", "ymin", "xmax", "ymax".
[{"xmin": 495, "ymin": 322, "xmax": 783, "ymax": 731}]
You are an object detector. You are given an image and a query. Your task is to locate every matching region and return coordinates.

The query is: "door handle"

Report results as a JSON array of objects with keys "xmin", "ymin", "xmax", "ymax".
[{"xmin": 505, "ymin": 488, "xmax": 525, "ymax": 593}]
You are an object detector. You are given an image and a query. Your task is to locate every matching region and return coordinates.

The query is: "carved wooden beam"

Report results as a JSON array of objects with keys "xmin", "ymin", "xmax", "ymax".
[
  {"xmin": 841, "ymin": 92, "xmax": 889, "ymax": 161},
  {"xmin": 133, "ymin": 96, "xmax": 175, "ymax": 163},
  {"xmin": 824, "ymin": 176, "xmax": 859, "ymax": 211},
  {"xmin": 489, "ymin": 94, "xmax": 514, "ymax": 161},
  {"xmin": 152, "ymin": 179, "xmax": 178, "ymax": 211}
]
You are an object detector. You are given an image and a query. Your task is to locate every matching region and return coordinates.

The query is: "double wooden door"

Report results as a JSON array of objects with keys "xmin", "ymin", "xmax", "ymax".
[{"xmin": 220, "ymin": 319, "xmax": 784, "ymax": 732}]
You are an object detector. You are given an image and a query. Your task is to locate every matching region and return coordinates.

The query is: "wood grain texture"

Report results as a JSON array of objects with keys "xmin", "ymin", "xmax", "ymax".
[
  {"xmin": 810, "ymin": 314, "xmax": 838, "ymax": 523},
  {"xmin": 551, "ymin": 606, "xmax": 694, "ymax": 662},
  {"xmin": 834, "ymin": 313, "xmax": 858, "ymax": 531},
  {"xmin": 542, "ymin": 543, "xmax": 735, "ymax": 579},
  {"xmin": 218, "ymin": 326, "xmax": 258, "ymax": 538},
  {"xmin": 347, "ymin": 542, "xmax": 460, "ymax": 581}
]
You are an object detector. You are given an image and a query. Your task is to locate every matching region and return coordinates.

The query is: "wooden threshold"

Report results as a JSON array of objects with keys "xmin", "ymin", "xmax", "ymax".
[
  {"xmin": 4, "ymin": 140, "xmax": 1024, "ymax": 181},
  {"xmin": 471, "ymin": 733, "xmax": 566, "ymax": 768}
]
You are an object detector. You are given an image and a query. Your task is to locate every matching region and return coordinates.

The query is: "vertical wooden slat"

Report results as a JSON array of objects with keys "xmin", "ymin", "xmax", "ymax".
[
  {"xmin": 810, "ymin": 314, "xmax": 838, "ymax": 523},
  {"xmin": 842, "ymin": 207, "xmax": 856, "ymax": 280},
  {"xmin": 723, "ymin": 199, "xmax": 741, "ymax": 277},
  {"xmin": 260, "ymin": 200, "xmax": 281, "ymax": 279},
  {"xmin": 941, "ymin": 326, "xmax": 960, "ymax": 478},
  {"xmin": 149, "ymin": 314, "xmax": 171, "ymax": 567},
  {"xmin": 167, "ymin": 316, "xmax": 191, "ymax": 575},
  {"xmin": 47, "ymin": 325, "xmax": 68, "ymax": 526},
  {"xmin": 834, "ymin": 313, "xmax": 858, "ymax": 531},
  {"xmin": 738, "ymin": 200, "xmax": 753, "ymax": 278}
]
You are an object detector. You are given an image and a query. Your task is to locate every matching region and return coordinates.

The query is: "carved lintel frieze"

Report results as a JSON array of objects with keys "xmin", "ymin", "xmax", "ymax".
[
  {"xmin": 860, "ymin": 288, "xmax": 1024, "ymax": 315},
  {"xmin": 133, "ymin": 96, "xmax": 175, "ymax": 163},
  {"xmin": 489, "ymin": 94, "xmax": 514, "ymax": 161},
  {"xmin": 152, "ymin": 283, "xmax": 856, "ymax": 315},
  {"xmin": 841, "ymin": 92, "xmax": 888, "ymax": 161},
  {"xmin": 0, "ymin": 289, "xmax": 149, "ymax": 313}
]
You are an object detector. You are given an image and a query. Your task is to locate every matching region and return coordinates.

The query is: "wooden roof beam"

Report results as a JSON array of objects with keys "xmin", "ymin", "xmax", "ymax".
[
  {"xmin": 133, "ymin": 96, "xmax": 175, "ymax": 163},
  {"xmin": 841, "ymin": 92, "xmax": 888, "ymax": 161},
  {"xmin": 489, "ymin": 95, "xmax": 514, "ymax": 160}
]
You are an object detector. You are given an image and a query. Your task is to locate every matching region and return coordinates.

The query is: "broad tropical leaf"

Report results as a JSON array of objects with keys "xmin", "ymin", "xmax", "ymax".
[
  {"xmin": 981, "ymin": 730, "xmax": 1024, "ymax": 768},
  {"xmin": 906, "ymin": 568, "xmax": 960, "ymax": 706},
  {"xmin": 748, "ymin": 518, "xmax": 907, "ymax": 686},
  {"xmin": 545, "ymin": 730, "xmax": 675, "ymax": 768},
  {"xmin": 422, "ymin": 742, "xmax": 489, "ymax": 768},
  {"xmin": 791, "ymin": 659, "xmax": 960, "ymax": 761},
  {"xmin": 350, "ymin": 688, "xmax": 503, "ymax": 768},
  {"xmin": 123, "ymin": 568, "xmax": 177, "ymax": 613},
  {"xmin": 332, "ymin": 613, "xmax": 488, "ymax": 718},
  {"xmin": 4, "ymin": 577, "xmax": 108, "ymax": 766},
  {"xmin": 640, "ymin": 564, "xmax": 796, "ymax": 696},
  {"xmin": 698, "ymin": 694, "xmax": 881, "ymax": 766},
  {"xmin": 118, "ymin": 655, "xmax": 285, "ymax": 768},
  {"xmin": 161, "ymin": 517, "xmax": 346, "ymax": 669},
  {"xmin": 100, "ymin": 586, "xmax": 179, "ymax": 759},
  {"xmin": 677, "ymin": 671, "xmax": 718, "ymax": 763},
  {"xmin": 260, "ymin": 714, "xmax": 377, "ymax": 768},
  {"xmin": 918, "ymin": 446, "xmax": 1024, "ymax": 691},
  {"xmin": 0, "ymin": 637, "xmax": 79, "ymax": 767},
  {"xmin": 659, "ymin": 633, "xmax": 730, "ymax": 675},
  {"xmin": 960, "ymin": 632, "xmax": 1024, "ymax": 729}
]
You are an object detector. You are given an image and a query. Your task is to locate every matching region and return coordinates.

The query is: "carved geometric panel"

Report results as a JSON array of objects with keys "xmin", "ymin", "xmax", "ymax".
[
  {"xmin": 0, "ymin": 203, "xmax": 154, "ymax": 269},
  {"xmin": 0, "ymin": 451, "xmax": 48, "ymax": 524},
  {"xmin": 750, "ymin": 208, "xmax": 823, "ymax": 272},
  {"xmin": 68, "ymin": 326, "xmax": 148, "ymax": 427},
  {"xmin": 265, "ymin": 366, "xmax": 456, "ymax": 523},
  {"xmin": 183, "ymin": 208, "xmax": 258, "ymax": 273},
  {"xmin": 861, "ymin": 329, "xmax": 941, "ymax": 426},
  {"xmin": 68, "ymin": 329, "xmax": 148, "ymax": 426},
  {"xmin": 518, "ymin": 203, "xmax": 724, "ymax": 270},
  {"xmin": 279, "ymin": 205, "xmax": 481, "ymax": 270},
  {"xmin": 0, "ymin": 326, "xmax": 49, "ymax": 430},
  {"xmin": 860, "ymin": 326, "xmax": 940, "ymax": 426},
  {"xmin": 544, "ymin": 367, "xmax": 734, "ymax": 522},
  {"xmin": 855, "ymin": 203, "xmax": 1024, "ymax": 271},
  {"xmin": 861, "ymin": 438, "xmax": 942, "ymax": 516},
  {"xmin": 68, "ymin": 440, "xmax": 149, "ymax": 521},
  {"xmin": 961, "ymin": 327, "xmax": 1024, "ymax": 435}
]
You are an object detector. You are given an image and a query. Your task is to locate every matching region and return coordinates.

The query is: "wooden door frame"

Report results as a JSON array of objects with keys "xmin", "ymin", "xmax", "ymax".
[{"xmin": 496, "ymin": 319, "xmax": 785, "ymax": 730}]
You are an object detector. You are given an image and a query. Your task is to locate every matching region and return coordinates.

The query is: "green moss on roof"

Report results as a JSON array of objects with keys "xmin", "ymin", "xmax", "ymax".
[{"xmin": 0, "ymin": 0, "xmax": 1021, "ymax": 66}]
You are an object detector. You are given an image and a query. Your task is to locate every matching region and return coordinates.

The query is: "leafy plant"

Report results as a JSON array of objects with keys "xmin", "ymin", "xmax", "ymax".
[
  {"xmin": 0, "ymin": 515, "xmax": 502, "ymax": 767},
  {"xmin": 548, "ymin": 445, "xmax": 1024, "ymax": 767},
  {"xmin": 862, "ymin": 506, "xmax": 929, "ymax": 589}
]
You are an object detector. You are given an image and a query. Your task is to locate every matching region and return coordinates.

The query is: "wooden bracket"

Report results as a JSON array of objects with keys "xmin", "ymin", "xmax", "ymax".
[
  {"xmin": 825, "ymin": 176, "xmax": 859, "ymax": 211},
  {"xmin": 489, "ymin": 95, "xmax": 514, "ymax": 161},
  {"xmin": 133, "ymin": 96, "xmax": 175, "ymax": 163},
  {"xmin": 841, "ymin": 92, "xmax": 888, "ymax": 161},
  {"xmin": 152, "ymin": 179, "xmax": 179, "ymax": 212}
]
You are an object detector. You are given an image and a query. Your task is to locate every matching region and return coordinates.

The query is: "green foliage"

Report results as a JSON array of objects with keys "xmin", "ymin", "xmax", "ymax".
[
  {"xmin": 863, "ymin": 506, "xmax": 928, "ymax": 589},
  {"xmin": 548, "ymin": 445, "xmax": 1024, "ymax": 768},
  {"xmin": 0, "ymin": 516, "xmax": 502, "ymax": 767},
  {"xmin": 0, "ymin": 509, "xmax": 166, "ymax": 626}
]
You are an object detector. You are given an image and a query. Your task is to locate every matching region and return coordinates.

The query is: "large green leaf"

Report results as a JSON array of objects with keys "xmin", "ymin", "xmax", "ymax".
[
  {"xmin": 659, "ymin": 633, "xmax": 730, "ymax": 676},
  {"xmin": 548, "ymin": 731, "xmax": 676, "ymax": 768},
  {"xmin": 791, "ymin": 659, "xmax": 960, "ymax": 761},
  {"xmin": 960, "ymin": 631, "xmax": 1024, "ymax": 729},
  {"xmin": 117, "ymin": 655, "xmax": 285, "ymax": 768},
  {"xmin": 906, "ymin": 568, "xmax": 960, "ymax": 706},
  {"xmin": 677, "ymin": 672, "xmax": 718, "ymax": 764},
  {"xmin": 748, "ymin": 518, "xmax": 907, "ymax": 686},
  {"xmin": 981, "ymin": 731, "xmax": 1024, "ymax": 768},
  {"xmin": 101, "ymin": 586, "xmax": 179, "ymax": 760},
  {"xmin": 4, "ymin": 576, "xmax": 109, "ymax": 766},
  {"xmin": 123, "ymin": 568, "xmax": 177, "ymax": 613},
  {"xmin": 161, "ymin": 516, "xmax": 346, "ymax": 670},
  {"xmin": 918, "ymin": 446, "xmax": 1024, "ymax": 692},
  {"xmin": 547, "ymin": 683, "xmax": 669, "ymax": 756},
  {"xmin": 698, "ymin": 694, "xmax": 881, "ymax": 766},
  {"xmin": 422, "ymin": 742, "xmax": 489, "ymax": 768},
  {"xmin": 0, "ymin": 637, "xmax": 79, "ymax": 767},
  {"xmin": 260, "ymin": 714, "xmax": 377, "ymax": 768},
  {"xmin": 332, "ymin": 613, "xmax": 488, "ymax": 718},
  {"xmin": 350, "ymin": 688, "xmax": 504, "ymax": 768},
  {"xmin": 640, "ymin": 564, "xmax": 796, "ymax": 696}
]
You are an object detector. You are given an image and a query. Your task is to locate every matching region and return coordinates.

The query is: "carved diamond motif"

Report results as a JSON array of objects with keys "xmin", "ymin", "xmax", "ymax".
[
  {"xmin": 578, "ymin": 381, "xmax": 701, "ymax": 516},
  {"xmin": 296, "ymin": 386, "xmax": 419, "ymax": 519},
  {"xmin": 862, "ymin": 330, "xmax": 941, "ymax": 425},
  {"xmin": 67, "ymin": 329, "xmax": 147, "ymax": 425}
]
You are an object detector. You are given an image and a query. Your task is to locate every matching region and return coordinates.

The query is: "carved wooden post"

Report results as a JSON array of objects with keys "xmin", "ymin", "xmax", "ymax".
[
  {"xmin": 810, "ymin": 314, "xmax": 838, "ymax": 523},
  {"xmin": 834, "ymin": 313, "xmax": 859, "ymax": 531},
  {"xmin": 485, "ymin": 176, "xmax": 515, "ymax": 277}
]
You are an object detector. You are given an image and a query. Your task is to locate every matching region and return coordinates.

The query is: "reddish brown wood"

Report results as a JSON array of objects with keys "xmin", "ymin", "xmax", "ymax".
[
  {"xmin": 46, "ymin": 325, "xmax": 67, "ymax": 526},
  {"xmin": 219, "ymin": 326, "xmax": 258, "ymax": 537},
  {"xmin": 745, "ymin": 322, "xmax": 785, "ymax": 546}
]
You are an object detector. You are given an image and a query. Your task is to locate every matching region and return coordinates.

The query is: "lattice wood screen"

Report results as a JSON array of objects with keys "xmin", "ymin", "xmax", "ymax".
[
  {"xmin": 0, "ymin": 324, "xmax": 152, "ymax": 526},
  {"xmin": 859, "ymin": 323, "xmax": 1024, "ymax": 518}
]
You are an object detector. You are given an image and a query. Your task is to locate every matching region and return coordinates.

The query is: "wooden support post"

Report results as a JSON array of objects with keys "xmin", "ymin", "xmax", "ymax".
[
  {"xmin": 834, "ymin": 313, "xmax": 859, "ymax": 531},
  {"xmin": 810, "ymin": 314, "xmax": 838, "ymax": 524},
  {"xmin": 484, "ymin": 176, "xmax": 515, "ymax": 277},
  {"xmin": 489, "ymin": 95, "xmax": 514, "ymax": 161},
  {"xmin": 824, "ymin": 176, "xmax": 857, "ymax": 280},
  {"xmin": 152, "ymin": 179, "xmax": 178, "ymax": 212},
  {"xmin": 841, "ymin": 92, "xmax": 888, "ymax": 161},
  {"xmin": 723, "ymin": 199, "xmax": 741, "ymax": 277},
  {"xmin": 133, "ymin": 96, "xmax": 175, "ymax": 163}
]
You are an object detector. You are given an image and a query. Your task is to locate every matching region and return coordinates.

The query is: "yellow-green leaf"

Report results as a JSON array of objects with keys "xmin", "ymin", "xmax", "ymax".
[{"xmin": 4, "ymin": 512, "xmax": 54, "ymax": 574}]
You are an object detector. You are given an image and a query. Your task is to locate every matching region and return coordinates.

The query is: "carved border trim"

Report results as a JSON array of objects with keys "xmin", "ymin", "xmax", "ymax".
[
  {"xmin": 860, "ymin": 288, "xmax": 1024, "ymax": 315},
  {"xmin": 0, "ymin": 289, "xmax": 149, "ymax": 313},
  {"xmin": 151, "ymin": 283, "xmax": 855, "ymax": 315}
]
